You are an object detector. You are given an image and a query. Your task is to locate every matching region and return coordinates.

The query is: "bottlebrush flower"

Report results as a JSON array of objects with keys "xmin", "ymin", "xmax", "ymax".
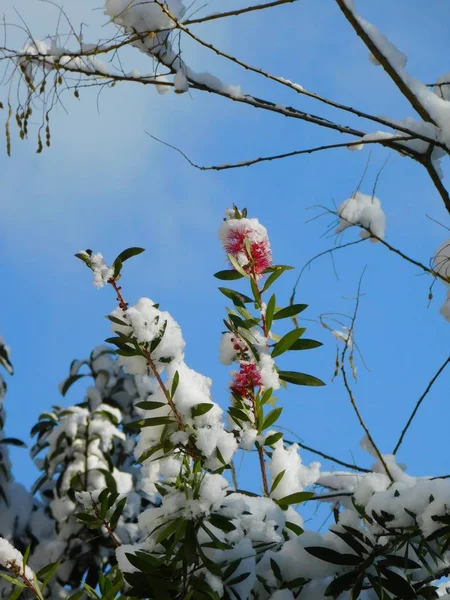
[
  {"xmin": 230, "ymin": 362, "xmax": 262, "ymax": 397},
  {"xmin": 219, "ymin": 209, "xmax": 272, "ymax": 277}
]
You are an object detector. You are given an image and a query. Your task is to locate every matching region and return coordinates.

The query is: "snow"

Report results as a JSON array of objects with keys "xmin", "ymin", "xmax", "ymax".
[
  {"xmin": 110, "ymin": 297, "xmax": 185, "ymax": 374},
  {"xmin": 434, "ymin": 73, "xmax": 450, "ymax": 101},
  {"xmin": 268, "ymin": 441, "xmax": 320, "ymax": 500},
  {"xmin": 174, "ymin": 69, "xmax": 189, "ymax": 93},
  {"xmin": 219, "ymin": 332, "xmax": 248, "ymax": 365},
  {"xmin": 348, "ymin": 2, "xmax": 450, "ymax": 151},
  {"xmin": 361, "ymin": 18, "xmax": 407, "ymax": 69},
  {"xmin": 332, "ymin": 327, "xmax": 353, "ymax": 349},
  {"xmin": 195, "ymin": 425, "xmax": 238, "ymax": 469},
  {"xmin": 105, "ymin": 0, "xmax": 185, "ymax": 33},
  {"xmin": 0, "ymin": 537, "xmax": 34, "ymax": 582},
  {"xmin": 77, "ymin": 251, "xmax": 113, "ymax": 288},
  {"xmin": 335, "ymin": 191, "xmax": 386, "ymax": 241}
]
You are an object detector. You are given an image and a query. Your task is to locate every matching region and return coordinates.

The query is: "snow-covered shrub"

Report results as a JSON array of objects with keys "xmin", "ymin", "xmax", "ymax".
[{"xmin": 1, "ymin": 207, "xmax": 450, "ymax": 599}]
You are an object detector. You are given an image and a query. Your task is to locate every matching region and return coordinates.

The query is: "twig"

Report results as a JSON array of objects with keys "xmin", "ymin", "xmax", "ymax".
[
  {"xmin": 340, "ymin": 273, "xmax": 394, "ymax": 481},
  {"xmin": 393, "ymin": 356, "xmax": 450, "ymax": 454},
  {"xmin": 156, "ymin": 0, "xmax": 442, "ymax": 153},
  {"xmin": 184, "ymin": 0, "xmax": 299, "ymax": 25},
  {"xmin": 311, "ymin": 206, "xmax": 450, "ymax": 285},
  {"xmin": 147, "ymin": 134, "xmax": 417, "ymax": 171},
  {"xmin": 92, "ymin": 502, "xmax": 121, "ymax": 548},
  {"xmin": 291, "ymin": 238, "xmax": 365, "ymax": 306},
  {"xmin": 283, "ymin": 436, "xmax": 370, "ymax": 472}
]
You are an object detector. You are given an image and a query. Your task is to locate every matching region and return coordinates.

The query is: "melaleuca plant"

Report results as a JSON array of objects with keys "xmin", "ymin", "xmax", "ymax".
[{"xmin": 1, "ymin": 208, "xmax": 450, "ymax": 600}]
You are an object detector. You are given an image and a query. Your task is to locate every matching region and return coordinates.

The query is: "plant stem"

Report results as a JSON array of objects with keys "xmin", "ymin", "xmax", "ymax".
[
  {"xmin": 92, "ymin": 502, "xmax": 121, "ymax": 548},
  {"xmin": 108, "ymin": 278, "xmax": 185, "ymax": 431}
]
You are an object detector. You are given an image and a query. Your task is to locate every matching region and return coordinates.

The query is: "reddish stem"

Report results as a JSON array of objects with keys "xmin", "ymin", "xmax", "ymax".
[
  {"xmin": 107, "ymin": 278, "xmax": 184, "ymax": 431},
  {"xmin": 108, "ymin": 278, "xmax": 129, "ymax": 310},
  {"xmin": 92, "ymin": 502, "xmax": 121, "ymax": 548}
]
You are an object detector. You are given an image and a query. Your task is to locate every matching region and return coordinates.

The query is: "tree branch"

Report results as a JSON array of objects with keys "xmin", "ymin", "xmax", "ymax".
[
  {"xmin": 147, "ymin": 133, "xmax": 419, "ymax": 171},
  {"xmin": 393, "ymin": 355, "xmax": 450, "ymax": 455},
  {"xmin": 283, "ymin": 436, "xmax": 371, "ymax": 472},
  {"xmin": 335, "ymin": 0, "xmax": 435, "ymax": 124},
  {"xmin": 183, "ymin": 0, "xmax": 300, "ymax": 26},
  {"xmin": 157, "ymin": 0, "xmax": 443, "ymax": 152},
  {"xmin": 340, "ymin": 273, "xmax": 394, "ymax": 481}
]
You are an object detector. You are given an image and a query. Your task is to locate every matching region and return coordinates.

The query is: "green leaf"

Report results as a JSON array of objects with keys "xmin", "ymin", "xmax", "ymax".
[
  {"xmin": 22, "ymin": 544, "xmax": 31, "ymax": 573},
  {"xmin": 36, "ymin": 560, "xmax": 60, "ymax": 580},
  {"xmin": 331, "ymin": 530, "xmax": 368, "ymax": 557},
  {"xmin": 191, "ymin": 403, "xmax": 214, "ymax": 418},
  {"xmin": 209, "ymin": 514, "xmax": 236, "ymax": 533},
  {"xmin": 277, "ymin": 491, "xmax": 314, "ymax": 506},
  {"xmin": 378, "ymin": 555, "xmax": 421, "ymax": 570},
  {"xmin": 82, "ymin": 583, "xmax": 101, "ymax": 599},
  {"xmin": 149, "ymin": 320, "xmax": 167, "ymax": 353},
  {"xmin": 0, "ymin": 574, "xmax": 26, "ymax": 587},
  {"xmin": 285, "ymin": 521, "xmax": 304, "ymax": 535},
  {"xmin": 264, "ymin": 431, "xmax": 283, "ymax": 447},
  {"xmin": 262, "ymin": 407, "xmax": 282, "ymax": 431},
  {"xmin": 60, "ymin": 374, "xmax": 87, "ymax": 396},
  {"xmin": 273, "ymin": 304, "xmax": 308, "ymax": 320},
  {"xmin": 325, "ymin": 571, "xmax": 359, "ymax": 598},
  {"xmin": 171, "ymin": 370, "xmax": 180, "ymax": 397},
  {"xmin": 227, "ymin": 254, "xmax": 249, "ymax": 278},
  {"xmin": 110, "ymin": 497, "xmax": 128, "ymax": 530},
  {"xmin": 74, "ymin": 513, "xmax": 100, "ymax": 524},
  {"xmin": 289, "ymin": 338, "xmax": 323, "ymax": 351},
  {"xmin": 265, "ymin": 293, "xmax": 276, "ymax": 331},
  {"xmin": 262, "ymin": 266, "xmax": 292, "ymax": 292},
  {"xmin": 115, "ymin": 247, "xmax": 145, "ymax": 264},
  {"xmin": 219, "ymin": 288, "xmax": 253, "ymax": 307},
  {"xmin": 378, "ymin": 567, "xmax": 416, "ymax": 599},
  {"xmin": 278, "ymin": 371, "xmax": 325, "ymax": 386},
  {"xmin": 0, "ymin": 437, "xmax": 26, "ymax": 447},
  {"xmin": 227, "ymin": 572, "xmax": 250, "ymax": 586},
  {"xmin": 304, "ymin": 546, "xmax": 361, "ymax": 566},
  {"xmin": 134, "ymin": 401, "xmax": 166, "ymax": 411},
  {"xmin": 107, "ymin": 315, "xmax": 129, "ymax": 327},
  {"xmin": 271, "ymin": 329, "xmax": 305, "ymax": 358},
  {"xmin": 66, "ymin": 591, "xmax": 84, "ymax": 600},
  {"xmin": 228, "ymin": 407, "xmax": 251, "ymax": 425},
  {"xmin": 112, "ymin": 257, "xmax": 122, "ymax": 279},
  {"xmin": 97, "ymin": 469, "xmax": 117, "ymax": 495},
  {"xmin": 9, "ymin": 587, "xmax": 23, "ymax": 600},
  {"xmin": 39, "ymin": 560, "xmax": 61, "ymax": 591},
  {"xmin": 127, "ymin": 416, "xmax": 174, "ymax": 429},
  {"xmin": 74, "ymin": 252, "xmax": 91, "ymax": 267},
  {"xmin": 270, "ymin": 559, "xmax": 282, "ymax": 582},
  {"xmin": 270, "ymin": 470, "xmax": 285, "ymax": 494},
  {"xmin": 214, "ymin": 269, "xmax": 244, "ymax": 281}
]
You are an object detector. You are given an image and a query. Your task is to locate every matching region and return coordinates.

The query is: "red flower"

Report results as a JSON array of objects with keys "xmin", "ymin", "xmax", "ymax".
[
  {"xmin": 219, "ymin": 217, "xmax": 273, "ymax": 277},
  {"xmin": 230, "ymin": 362, "xmax": 262, "ymax": 397}
]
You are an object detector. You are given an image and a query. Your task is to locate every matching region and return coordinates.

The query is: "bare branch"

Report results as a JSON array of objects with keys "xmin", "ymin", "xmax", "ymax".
[
  {"xmin": 335, "ymin": 0, "xmax": 435, "ymax": 125},
  {"xmin": 393, "ymin": 356, "xmax": 450, "ymax": 455},
  {"xmin": 339, "ymin": 273, "xmax": 394, "ymax": 482},
  {"xmin": 283, "ymin": 435, "xmax": 371, "ymax": 473},
  {"xmin": 147, "ymin": 134, "xmax": 418, "ymax": 171},
  {"xmin": 184, "ymin": 0, "xmax": 300, "ymax": 25},
  {"xmin": 157, "ymin": 0, "xmax": 445, "ymax": 152},
  {"xmin": 314, "ymin": 206, "xmax": 450, "ymax": 285}
]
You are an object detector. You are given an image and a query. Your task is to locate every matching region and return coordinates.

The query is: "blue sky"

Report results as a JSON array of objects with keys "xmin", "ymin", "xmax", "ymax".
[{"xmin": 1, "ymin": 0, "xmax": 449, "ymax": 523}]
